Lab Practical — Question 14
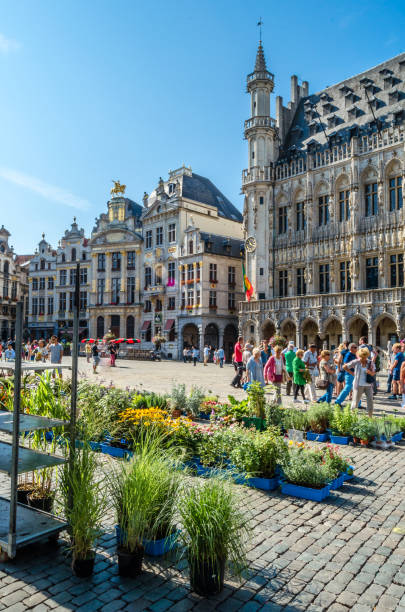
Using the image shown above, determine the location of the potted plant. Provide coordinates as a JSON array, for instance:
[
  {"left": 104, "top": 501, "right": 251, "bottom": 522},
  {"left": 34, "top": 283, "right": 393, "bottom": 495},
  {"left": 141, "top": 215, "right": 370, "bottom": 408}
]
[
  {"left": 306, "top": 403, "right": 333, "bottom": 442},
  {"left": 185, "top": 386, "right": 205, "bottom": 418},
  {"left": 319, "top": 444, "right": 353, "bottom": 490},
  {"left": 59, "top": 444, "right": 107, "bottom": 577},
  {"left": 179, "top": 477, "right": 249, "bottom": 595},
  {"left": 351, "top": 417, "right": 376, "bottom": 446},
  {"left": 241, "top": 382, "right": 266, "bottom": 430},
  {"left": 230, "top": 428, "right": 287, "bottom": 490},
  {"left": 170, "top": 383, "right": 188, "bottom": 418},
  {"left": 284, "top": 408, "right": 308, "bottom": 442},
  {"left": 330, "top": 405, "right": 358, "bottom": 444},
  {"left": 110, "top": 445, "right": 173, "bottom": 576},
  {"left": 280, "top": 446, "right": 336, "bottom": 501}
]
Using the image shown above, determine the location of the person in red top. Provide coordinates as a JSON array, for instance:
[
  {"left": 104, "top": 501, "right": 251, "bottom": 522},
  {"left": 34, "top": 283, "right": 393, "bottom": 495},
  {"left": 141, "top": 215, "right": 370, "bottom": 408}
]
[{"left": 231, "top": 337, "right": 244, "bottom": 388}]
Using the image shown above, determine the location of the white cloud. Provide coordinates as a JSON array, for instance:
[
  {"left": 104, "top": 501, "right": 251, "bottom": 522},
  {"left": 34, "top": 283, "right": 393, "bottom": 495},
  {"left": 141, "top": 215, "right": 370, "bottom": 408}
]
[
  {"left": 0, "top": 33, "right": 20, "bottom": 54},
  {"left": 0, "top": 167, "right": 92, "bottom": 211}
]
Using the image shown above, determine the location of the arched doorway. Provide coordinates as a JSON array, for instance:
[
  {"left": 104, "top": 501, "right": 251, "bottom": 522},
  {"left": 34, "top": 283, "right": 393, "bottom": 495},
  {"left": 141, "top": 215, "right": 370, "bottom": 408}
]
[
  {"left": 281, "top": 319, "right": 296, "bottom": 342},
  {"left": 96, "top": 316, "right": 104, "bottom": 339},
  {"left": 375, "top": 316, "right": 398, "bottom": 349},
  {"left": 348, "top": 317, "right": 369, "bottom": 344},
  {"left": 261, "top": 319, "right": 276, "bottom": 342},
  {"left": 182, "top": 323, "right": 199, "bottom": 348},
  {"left": 204, "top": 323, "right": 219, "bottom": 349},
  {"left": 110, "top": 315, "right": 120, "bottom": 338},
  {"left": 302, "top": 319, "right": 321, "bottom": 350},
  {"left": 126, "top": 315, "right": 135, "bottom": 338},
  {"left": 223, "top": 323, "right": 238, "bottom": 362},
  {"left": 324, "top": 318, "right": 343, "bottom": 350}
]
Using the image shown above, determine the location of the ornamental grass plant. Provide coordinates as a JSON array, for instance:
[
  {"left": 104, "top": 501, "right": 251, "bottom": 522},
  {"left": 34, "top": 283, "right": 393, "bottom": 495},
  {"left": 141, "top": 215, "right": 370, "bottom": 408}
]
[
  {"left": 179, "top": 476, "right": 249, "bottom": 590},
  {"left": 306, "top": 403, "right": 333, "bottom": 433}
]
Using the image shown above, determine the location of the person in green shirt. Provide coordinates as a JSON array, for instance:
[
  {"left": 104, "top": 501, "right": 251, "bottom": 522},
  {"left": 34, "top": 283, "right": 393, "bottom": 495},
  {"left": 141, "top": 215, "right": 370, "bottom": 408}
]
[
  {"left": 284, "top": 341, "right": 297, "bottom": 395},
  {"left": 293, "top": 349, "right": 308, "bottom": 402}
]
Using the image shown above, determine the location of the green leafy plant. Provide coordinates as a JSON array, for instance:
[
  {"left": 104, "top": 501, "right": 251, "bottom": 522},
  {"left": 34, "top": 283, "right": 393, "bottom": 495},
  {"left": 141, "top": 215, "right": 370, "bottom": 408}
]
[
  {"left": 230, "top": 428, "right": 287, "bottom": 478},
  {"left": 264, "top": 402, "right": 285, "bottom": 428},
  {"left": 170, "top": 383, "right": 188, "bottom": 413},
  {"left": 351, "top": 416, "right": 376, "bottom": 441},
  {"left": 186, "top": 387, "right": 206, "bottom": 417},
  {"left": 284, "top": 408, "right": 309, "bottom": 432},
  {"left": 331, "top": 404, "right": 358, "bottom": 436},
  {"left": 179, "top": 477, "right": 249, "bottom": 587},
  {"left": 306, "top": 403, "right": 333, "bottom": 433},
  {"left": 247, "top": 382, "right": 265, "bottom": 419},
  {"left": 282, "top": 447, "right": 335, "bottom": 488}
]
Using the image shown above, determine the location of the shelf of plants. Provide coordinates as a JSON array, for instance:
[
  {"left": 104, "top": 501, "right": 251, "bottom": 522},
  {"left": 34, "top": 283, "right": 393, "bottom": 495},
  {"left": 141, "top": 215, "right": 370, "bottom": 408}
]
[
  {"left": 0, "top": 440, "right": 66, "bottom": 475},
  {"left": 0, "top": 289, "right": 78, "bottom": 559},
  {"left": 0, "top": 410, "right": 69, "bottom": 433}
]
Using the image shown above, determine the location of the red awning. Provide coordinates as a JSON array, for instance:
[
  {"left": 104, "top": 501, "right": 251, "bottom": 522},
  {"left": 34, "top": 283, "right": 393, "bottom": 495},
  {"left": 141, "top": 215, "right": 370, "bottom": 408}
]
[
  {"left": 164, "top": 319, "right": 175, "bottom": 331},
  {"left": 141, "top": 321, "right": 151, "bottom": 332}
]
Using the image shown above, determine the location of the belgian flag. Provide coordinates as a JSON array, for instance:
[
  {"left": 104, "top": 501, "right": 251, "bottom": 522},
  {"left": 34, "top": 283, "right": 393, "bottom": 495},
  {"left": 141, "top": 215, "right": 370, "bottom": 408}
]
[{"left": 242, "top": 262, "right": 254, "bottom": 302}]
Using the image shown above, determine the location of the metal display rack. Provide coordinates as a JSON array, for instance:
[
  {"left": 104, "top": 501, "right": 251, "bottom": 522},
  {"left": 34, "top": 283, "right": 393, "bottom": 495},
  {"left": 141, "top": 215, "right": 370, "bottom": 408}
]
[{"left": 0, "top": 264, "right": 80, "bottom": 558}]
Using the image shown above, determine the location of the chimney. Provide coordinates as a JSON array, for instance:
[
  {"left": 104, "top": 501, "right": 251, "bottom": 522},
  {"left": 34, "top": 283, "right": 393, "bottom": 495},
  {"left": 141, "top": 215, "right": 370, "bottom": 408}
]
[
  {"left": 276, "top": 96, "right": 284, "bottom": 141},
  {"left": 290, "top": 75, "right": 298, "bottom": 105},
  {"left": 302, "top": 80, "right": 309, "bottom": 97}
]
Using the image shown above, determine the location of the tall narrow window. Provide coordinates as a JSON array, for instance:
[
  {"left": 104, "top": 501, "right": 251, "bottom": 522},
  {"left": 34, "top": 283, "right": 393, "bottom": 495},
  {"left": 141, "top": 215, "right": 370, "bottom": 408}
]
[
  {"left": 127, "top": 277, "right": 135, "bottom": 303},
  {"left": 112, "top": 278, "right": 120, "bottom": 303},
  {"left": 97, "top": 316, "right": 104, "bottom": 338},
  {"left": 80, "top": 268, "right": 87, "bottom": 285},
  {"left": 69, "top": 269, "right": 76, "bottom": 286},
  {"left": 228, "top": 266, "right": 235, "bottom": 285},
  {"left": 145, "top": 230, "right": 152, "bottom": 249},
  {"left": 127, "top": 251, "right": 136, "bottom": 269},
  {"left": 168, "top": 223, "right": 176, "bottom": 242},
  {"left": 71, "top": 248, "right": 76, "bottom": 261},
  {"left": 47, "top": 297, "right": 53, "bottom": 315},
  {"left": 48, "top": 277, "right": 54, "bottom": 290},
  {"left": 32, "top": 297, "right": 38, "bottom": 315},
  {"left": 144, "top": 267, "right": 152, "bottom": 289},
  {"left": 296, "top": 202, "right": 305, "bottom": 231},
  {"left": 319, "top": 264, "right": 330, "bottom": 293},
  {"left": 97, "top": 279, "right": 104, "bottom": 305},
  {"left": 39, "top": 277, "right": 45, "bottom": 290},
  {"left": 389, "top": 177, "right": 402, "bottom": 211},
  {"left": 59, "top": 293, "right": 66, "bottom": 312},
  {"left": 79, "top": 291, "right": 87, "bottom": 310},
  {"left": 209, "top": 264, "right": 217, "bottom": 282},
  {"left": 156, "top": 226, "right": 163, "bottom": 246},
  {"left": 339, "top": 190, "right": 350, "bottom": 221},
  {"left": 228, "top": 293, "right": 235, "bottom": 310},
  {"left": 296, "top": 268, "right": 306, "bottom": 295},
  {"left": 339, "top": 261, "right": 351, "bottom": 292},
  {"left": 390, "top": 254, "right": 403, "bottom": 287},
  {"left": 365, "top": 183, "right": 378, "bottom": 216},
  {"left": 365, "top": 257, "right": 378, "bottom": 289},
  {"left": 318, "top": 195, "right": 329, "bottom": 226},
  {"left": 97, "top": 253, "right": 105, "bottom": 271},
  {"left": 39, "top": 297, "right": 45, "bottom": 314},
  {"left": 155, "top": 266, "right": 162, "bottom": 285},
  {"left": 278, "top": 206, "right": 288, "bottom": 234},
  {"left": 59, "top": 270, "right": 66, "bottom": 286},
  {"left": 278, "top": 270, "right": 288, "bottom": 297},
  {"left": 209, "top": 291, "right": 217, "bottom": 307},
  {"left": 111, "top": 252, "right": 121, "bottom": 271}
]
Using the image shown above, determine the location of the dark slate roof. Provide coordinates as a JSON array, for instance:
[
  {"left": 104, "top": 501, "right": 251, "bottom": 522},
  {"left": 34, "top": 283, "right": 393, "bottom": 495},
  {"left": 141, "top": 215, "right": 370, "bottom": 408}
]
[
  {"left": 255, "top": 42, "right": 267, "bottom": 72},
  {"left": 181, "top": 173, "right": 243, "bottom": 222},
  {"left": 126, "top": 198, "right": 143, "bottom": 219},
  {"left": 199, "top": 232, "right": 243, "bottom": 258},
  {"left": 281, "top": 52, "right": 405, "bottom": 157}
]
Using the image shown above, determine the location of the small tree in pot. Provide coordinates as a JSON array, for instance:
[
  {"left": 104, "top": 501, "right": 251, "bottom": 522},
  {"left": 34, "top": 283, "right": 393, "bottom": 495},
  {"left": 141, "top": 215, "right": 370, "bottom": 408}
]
[
  {"left": 60, "top": 443, "right": 107, "bottom": 577},
  {"left": 179, "top": 477, "right": 249, "bottom": 596}
]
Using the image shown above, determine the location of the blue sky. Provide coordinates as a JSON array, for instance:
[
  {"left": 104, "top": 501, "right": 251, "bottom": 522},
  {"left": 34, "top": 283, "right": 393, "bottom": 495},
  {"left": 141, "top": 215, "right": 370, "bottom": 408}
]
[{"left": 0, "top": 0, "right": 404, "bottom": 253}]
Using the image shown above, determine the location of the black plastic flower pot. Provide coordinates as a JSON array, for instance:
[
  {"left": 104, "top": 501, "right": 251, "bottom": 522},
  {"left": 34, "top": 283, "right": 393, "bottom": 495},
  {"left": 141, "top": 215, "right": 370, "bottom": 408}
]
[
  {"left": 27, "top": 493, "right": 54, "bottom": 513},
  {"left": 17, "top": 486, "right": 35, "bottom": 505},
  {"left": 117, "top": 545, "right": 144, "bottom": 577},
  {"left": 72, "top": 553, "right": 95, "bottom": 578},
  {"left": 189, "top": 556, "right": 225, "bottom": 596}
]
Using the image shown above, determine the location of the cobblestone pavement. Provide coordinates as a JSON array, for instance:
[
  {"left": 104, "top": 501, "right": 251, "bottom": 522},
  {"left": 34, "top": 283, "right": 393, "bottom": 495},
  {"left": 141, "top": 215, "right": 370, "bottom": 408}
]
[{"left": 1, "top": 440, "right": 405, "bottom": 611}]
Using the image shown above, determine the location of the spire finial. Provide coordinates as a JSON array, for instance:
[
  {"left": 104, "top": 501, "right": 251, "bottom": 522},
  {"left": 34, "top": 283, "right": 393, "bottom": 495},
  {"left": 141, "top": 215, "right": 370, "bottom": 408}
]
[
  {"left": 42, "top": 232, "right": 45, "bottom": 240},
  {"left": 73, "top": 216, "right": 76, "bottom": 223},
  {"left": 257, "top": 17, "right": 263, "bottom": 43}
]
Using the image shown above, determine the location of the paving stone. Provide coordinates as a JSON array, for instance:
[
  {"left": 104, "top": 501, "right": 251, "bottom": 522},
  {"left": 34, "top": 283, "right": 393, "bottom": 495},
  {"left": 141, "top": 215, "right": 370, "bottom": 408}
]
[{"left": 101, "top": 602, "right": 126, "bottom": 612}]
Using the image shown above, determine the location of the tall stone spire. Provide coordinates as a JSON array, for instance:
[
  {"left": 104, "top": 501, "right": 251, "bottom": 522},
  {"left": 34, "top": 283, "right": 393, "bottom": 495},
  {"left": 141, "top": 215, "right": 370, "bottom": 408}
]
[{"left": 254, "top": 41, "right": 267, "bottom": 73}]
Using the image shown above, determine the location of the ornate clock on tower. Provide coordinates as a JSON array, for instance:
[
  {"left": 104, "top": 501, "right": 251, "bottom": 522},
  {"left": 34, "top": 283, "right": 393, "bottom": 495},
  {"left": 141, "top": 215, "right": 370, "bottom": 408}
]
[{"left": 245, "top": 236, "right": 257, "bottom": 253}]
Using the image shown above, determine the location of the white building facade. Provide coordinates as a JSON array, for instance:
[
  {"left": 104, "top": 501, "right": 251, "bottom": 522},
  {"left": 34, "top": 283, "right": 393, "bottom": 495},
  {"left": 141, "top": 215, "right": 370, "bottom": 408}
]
[{"left": 240, "top": 45, "right": 405, "bottom": 350}]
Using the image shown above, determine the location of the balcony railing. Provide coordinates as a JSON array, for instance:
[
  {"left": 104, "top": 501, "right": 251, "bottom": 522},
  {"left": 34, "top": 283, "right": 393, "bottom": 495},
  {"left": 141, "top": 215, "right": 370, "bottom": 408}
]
[
  {"left": 244, "top": 116, "right": 276, "bottom": 131},
  {"left": 239, "top": 287, "right": 404, "bottom": 315}
]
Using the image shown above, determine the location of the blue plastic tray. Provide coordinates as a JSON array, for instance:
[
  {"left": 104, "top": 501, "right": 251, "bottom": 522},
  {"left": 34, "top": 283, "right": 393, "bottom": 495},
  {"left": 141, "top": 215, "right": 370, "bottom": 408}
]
[
  {"left": 280, "top": 481, "right": 330, "bottom": 501},
  {"left": 306, "top": 431, "right": 329, "bottom": 442},
  {"left": 330, "top": 435, "right": 351, "bottom": 445}
]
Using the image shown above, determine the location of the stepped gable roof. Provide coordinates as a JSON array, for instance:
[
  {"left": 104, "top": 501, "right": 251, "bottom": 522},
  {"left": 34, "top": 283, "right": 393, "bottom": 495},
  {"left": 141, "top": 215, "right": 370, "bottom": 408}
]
[
  {"left": 282, "top": 52, "right": 405, "bottom": 156},
  {"left": 199, "top": 232, "right": 243, "bottom": 258},
  {"left": 181, "top": 173, "right": 242, "bottom": 222}
]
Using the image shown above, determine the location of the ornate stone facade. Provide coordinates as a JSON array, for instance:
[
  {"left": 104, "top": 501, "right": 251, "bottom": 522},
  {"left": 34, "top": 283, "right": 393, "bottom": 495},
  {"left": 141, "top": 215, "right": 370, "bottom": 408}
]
[
  {"left": 0, "top": 226, "right": 30, "bottom": 340},
  {"left": 240, "top": 45, "right": 405, "bottom": 351}
]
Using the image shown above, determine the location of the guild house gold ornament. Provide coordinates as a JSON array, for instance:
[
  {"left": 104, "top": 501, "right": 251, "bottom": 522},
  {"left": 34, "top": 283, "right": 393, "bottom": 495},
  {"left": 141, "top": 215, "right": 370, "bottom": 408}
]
[{"left": 110, "top": 180, "right": 126, "bottom": 197}]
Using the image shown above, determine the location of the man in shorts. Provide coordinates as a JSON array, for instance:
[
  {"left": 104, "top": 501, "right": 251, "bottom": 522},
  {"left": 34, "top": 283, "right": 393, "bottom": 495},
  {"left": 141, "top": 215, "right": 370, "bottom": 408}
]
[{"left": 49, "top": 336, "right": 63, "bottom": 377}]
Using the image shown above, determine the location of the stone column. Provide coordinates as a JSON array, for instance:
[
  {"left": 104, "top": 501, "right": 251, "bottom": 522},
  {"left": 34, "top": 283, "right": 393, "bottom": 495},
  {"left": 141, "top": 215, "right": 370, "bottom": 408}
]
[
  {"left": 296, "top": 323, "right": 303, "bottom": 349},
  {"left": 105, "top": 252, "right": 111, "bottom": 303},
  {"left": 218, "top": 327, "right": 224, "bottom": 350}
]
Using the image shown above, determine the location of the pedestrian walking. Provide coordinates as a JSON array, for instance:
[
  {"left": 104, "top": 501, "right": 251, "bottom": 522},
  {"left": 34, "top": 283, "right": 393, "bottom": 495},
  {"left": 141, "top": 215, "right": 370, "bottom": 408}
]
[
  {"left": 348, "top": 347, "right": 375, "bottom": 416},
  {"left": 303, "top": 344, "right": 318, "bottom": 402},
  {"left": 217, "top": 346, "right": 225, "bottom": 368},
  {"left": 388, "top": 343, "right": 404, "bottom": 400},
  {"left": 203, "top": 345, "right": 209, "bottom": 366},
  {"left": 192, "top": 345, "right": 199, "bottom": 366},
  {"left": 292, "top": 349, "right": 307, "bottom": 402},
  {"left": 335, "top": 343, "right": 358, "bottom": 406},
  {"left": 49, "top": 336, "right": 63, "bottom": 377},
  {"left": 317, "top": 350, "right": 336, "bottom": 404},
  {"left": 183, "top": 347, "right": 188, "bottom": 364},
  {"left": 92, "top": 343, "right": 100, "bottom": 373},
  {"left": 246, "top": 348, "right": 265, "bottom": 387},
  {"left": 400, "top": 359, "right": 405, "bottom": 410},
  {"left": 85, "top": 341, "right": 92, "bottom": 363},
  {"left": 264, "top": 345, "right": 285, "bottom": 404},
  {"left": 109, "top": 342, "right": 117, "bottom": 367},
  {"left": 231, "top": 336, "right": 244, "bottom": 388},
  {"left": 284, "top": 341, "right": 296, "bottom": 395}
]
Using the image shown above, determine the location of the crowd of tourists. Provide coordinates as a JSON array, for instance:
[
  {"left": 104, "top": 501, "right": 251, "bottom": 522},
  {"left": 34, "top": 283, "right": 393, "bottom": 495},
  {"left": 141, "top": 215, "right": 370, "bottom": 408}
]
[
  {"left": 0, "top": 336, "right": 64, "bottom": 374},
  {"left": 229, "top": 335, "right": 405, "bottom": 417}
]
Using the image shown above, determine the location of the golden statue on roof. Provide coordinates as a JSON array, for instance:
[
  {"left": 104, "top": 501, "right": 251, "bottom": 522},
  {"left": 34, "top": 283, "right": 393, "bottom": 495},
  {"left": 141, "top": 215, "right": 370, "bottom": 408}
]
[{"left": 111, "top": 180, "right": 126, "bottom": 197}]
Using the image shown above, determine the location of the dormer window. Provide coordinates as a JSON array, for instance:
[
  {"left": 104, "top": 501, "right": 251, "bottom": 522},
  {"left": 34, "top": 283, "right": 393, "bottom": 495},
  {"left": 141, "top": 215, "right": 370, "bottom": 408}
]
[
  {"left": 389, "top": 90, "right": 401, "bottom": 104},
  {"left": 322, "top": 102, "right": 333, "bottom": 115},
  {"left": 339, "top": 85, "right": 352, "bottom": 95},
  {"left": 348, "top": 106, "right": 361, "bottom": 119},
  {"left": 168, "top": 183, "right": 175, "bottom": 194}
]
